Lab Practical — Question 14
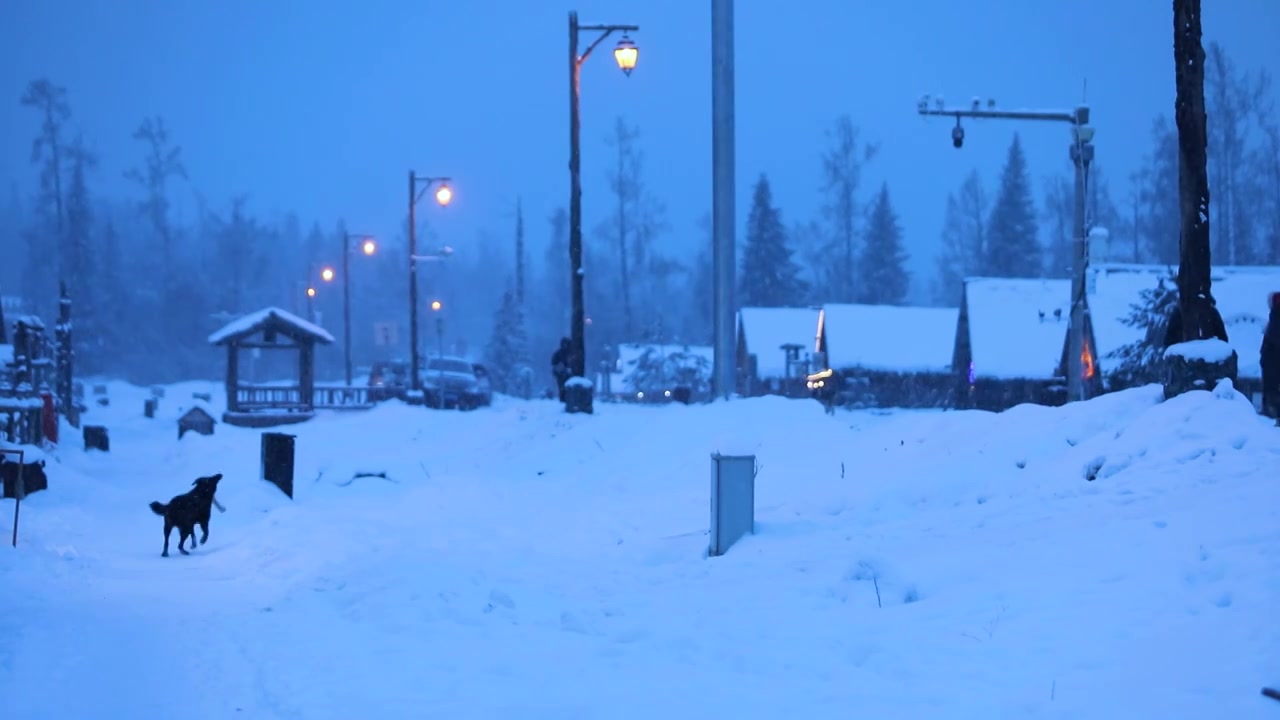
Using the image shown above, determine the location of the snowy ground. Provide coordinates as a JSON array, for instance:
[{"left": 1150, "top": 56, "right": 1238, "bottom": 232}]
[{"left": 2, "top": 380, "right": 1278, "bottom": 719}]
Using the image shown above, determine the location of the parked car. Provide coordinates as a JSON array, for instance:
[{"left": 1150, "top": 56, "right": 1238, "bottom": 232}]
[
  {"left": 422, "top": 356, "right": 489, "bottom": 410},
  {"left": 367, "top": 359, "right": 412, "bottom": 402}
]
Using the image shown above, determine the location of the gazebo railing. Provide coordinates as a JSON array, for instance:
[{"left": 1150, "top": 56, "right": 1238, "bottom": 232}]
[{"left": 233, "top": 384, "right": 373, "bottom": 411}]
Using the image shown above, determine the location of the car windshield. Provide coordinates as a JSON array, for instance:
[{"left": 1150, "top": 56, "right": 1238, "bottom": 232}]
[{"left": 427, "top": 358, "right": 474, "bottom": 374}]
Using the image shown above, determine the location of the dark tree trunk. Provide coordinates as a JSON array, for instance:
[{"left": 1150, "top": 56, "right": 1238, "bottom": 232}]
[{"left": 1171, "top": 0, "right": 1226, "bottom": 342}]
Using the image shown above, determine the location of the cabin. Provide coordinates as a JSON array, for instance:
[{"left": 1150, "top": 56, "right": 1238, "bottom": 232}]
[
  {"left": 603, "top": 343, "right": 713, "bottom": 403},
  {"left": 0, "top": 314, "right": 56, "bottom": 444},
  {"left": 1088, "top": 262, "right": 1280, "bottom": 402},
  {"left": 952, "top": 277, "right": 1101, "bottom": 411},
  {"left": 208, "top": 307, "right": 337, "bottom": 427},
  {"left": 736, "top": 307, "right": 821, "bottom": 397},
  {"left": 814, "top": 303, "right": 959, "bottom": 408}
]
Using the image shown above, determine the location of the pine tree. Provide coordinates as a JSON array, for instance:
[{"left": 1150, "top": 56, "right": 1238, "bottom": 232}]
[
  {"left": 857, "top": 183, "right": 910, "bottom": 305},
  {"left": 985, "top": 134, "right": 1042, "bottom": 277},
  {"left": 740, "top": 174, "right": 807, "bottom": 307},
  {"left": 486, "top": 287, "right": 532, "bottom": 398},
  {"left": 1106, "top": 270, "right": 1178, "bottom": 389}
]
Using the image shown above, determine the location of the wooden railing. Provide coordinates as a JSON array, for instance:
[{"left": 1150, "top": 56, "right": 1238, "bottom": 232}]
[
  {"left": 234, "top": 384, "right": 373, "bottom": 411},
  {"left": 313, "top": 385, "right": 372, "bottom": 408}
]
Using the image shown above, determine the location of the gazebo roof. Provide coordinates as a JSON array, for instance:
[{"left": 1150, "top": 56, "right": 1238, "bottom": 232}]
[{"left": 207, "top": 307, "right": 336, "bottom": 346}]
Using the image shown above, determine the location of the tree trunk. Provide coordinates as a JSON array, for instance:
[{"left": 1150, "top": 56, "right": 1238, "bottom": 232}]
[{"left": 1172, "top": 0, "right": 1226, "bottom": 342}]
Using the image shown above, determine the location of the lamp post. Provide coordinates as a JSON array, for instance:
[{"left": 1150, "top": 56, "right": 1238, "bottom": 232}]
[
  {"left": 305, "top": 286, "right": 317, "bottom": 323},
  {"left": 916, "top": 96, "right": 1095, "bottom": 403},
  {"left": 430, "top": 299, "right": 445, "bottom": 409},
  {"left": 330, "top": 230, "right": 376, "bottom": 387},
  {"left": 567, "top": 11, "right": 639, "bottom": 414},
  {"left": 408, "top": 173, "right": 454, "bottom": 398}
]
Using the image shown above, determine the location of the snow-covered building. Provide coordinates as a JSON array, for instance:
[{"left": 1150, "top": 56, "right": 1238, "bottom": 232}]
[
  {"left": 603, "top": 343, "right": 713, "bottom": 403},
  {"left": 1087, "top": 262, "right": 1280, "bottom": 399},
  {"left": 736, "top": 307, "right": 820, "bottom": 397},
  {"left": 952, "top": 277, "right": 1101, "bottom": 411},
  {"left": 814, "top": 303, "right": 959, "bottom": 408}
]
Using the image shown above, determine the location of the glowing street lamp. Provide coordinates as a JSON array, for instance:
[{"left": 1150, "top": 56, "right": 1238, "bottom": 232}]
[
  {"left": 434, "top": 184, "right": 454, "bottom": 207},
  {"left": 338, "top": 230, "right": 376, "bottom": 386},
  {"left": 430, "top": 300, "right": 442, "bottom": 312},
  {"left": 306, "top": 287, "right": 317, "bottom": 298},
  {"left": 566, "top": 11, "right": 640, "bottom": 415},
  {"left": 321, "top": 267, "right": 336, "bottom": 282},
  {"left": 613, "top": 35, "right": 638, "bottom": 75},
  {"left": 408, "top": 172, "right": 453, "bottom": 396},
  {"left": 430, "top": 300, "right": 446, "bottom": 409},
  {"left": 361, "top": 239, "right": 377, "bottom": 256}
]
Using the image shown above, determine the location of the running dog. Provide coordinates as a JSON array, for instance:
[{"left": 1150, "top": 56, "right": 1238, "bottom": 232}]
[{"left": 148, "top": 473, "right": 226, "bottom": 557}]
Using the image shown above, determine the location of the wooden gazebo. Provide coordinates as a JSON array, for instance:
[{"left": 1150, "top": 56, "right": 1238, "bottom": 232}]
[{"left": 208, "top": 307, "right": 335, "bottom": 428}]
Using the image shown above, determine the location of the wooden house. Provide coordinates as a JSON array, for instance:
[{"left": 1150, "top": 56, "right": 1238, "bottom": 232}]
[
  {"left": 952, "top": 278, "right": 1101, "bottom": 411},
  {"left": 814, "top": 303, "right": 959, "bottom": 408},
  {"left": 736, "top": 307, "right": 821, "bottom": 397}
]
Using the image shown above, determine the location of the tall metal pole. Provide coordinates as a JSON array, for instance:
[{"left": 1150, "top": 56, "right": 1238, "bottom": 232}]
[
  {"left": 567, "top": 12, "right": 587, "bottom": 385},
  {"left": 1068, "top": 130, "right": 1095, "bottom": 402},
  {"left": 711, "top": 0, "right": 737, "bottom": 401},
  {"left": 916, "top": 100, "right": 1095, "bottom": 403},
  {"left": 341, "top": 231, "right": 353, "bottom": 387},
  {"left": 408, "top": 171, "right": 421, "bottom": 395}
]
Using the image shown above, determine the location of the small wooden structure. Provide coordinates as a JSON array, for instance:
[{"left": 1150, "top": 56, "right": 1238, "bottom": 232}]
[
  {"left": 178, "top": 406, "right": 216, "bottom": 439},
  {"left": 208, "top": 307, "right": 336, "bottom": 428}
]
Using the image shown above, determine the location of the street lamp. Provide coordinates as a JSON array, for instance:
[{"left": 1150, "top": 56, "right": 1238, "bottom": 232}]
[
  {"left": 305, "top": 286, "right": 317, "bottom": 323},
  {"left": 320, "top": 267, "right": 335, "bottom": 283},
  {"left": 430, "top": 300, "right": 445, "bottom": 409},
  {"left": 408, "top": 172, "right": 453, "bottom": 399},
  {"left": 916, "top": 96, "right": 1096, "bottom": 404},
  {"left": 337, "top": 230, "right": 376, "bottom": 387},
  {"left": 567, "top": 11, "right": 640, "bottom": 415}
]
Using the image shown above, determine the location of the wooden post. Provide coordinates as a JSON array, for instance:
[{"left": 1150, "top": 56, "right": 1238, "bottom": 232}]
[{"left": 226, "top": 343, "right": 239, "bottom": 413}]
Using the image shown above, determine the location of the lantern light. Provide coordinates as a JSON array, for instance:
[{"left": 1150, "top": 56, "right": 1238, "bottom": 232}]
[
  {"left": 434, "top": 184, "right": 453, "bottom": 207},
  {"left": 613, "top": 35, "right": 638, "bottom": 75}
]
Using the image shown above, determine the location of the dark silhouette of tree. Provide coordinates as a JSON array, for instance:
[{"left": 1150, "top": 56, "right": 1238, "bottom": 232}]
[
  {"left": 857, "top": 183, "right": 910, "bottom": 305},
  {"left": 984, "top": 134, "right": 1042, "bottom": 278},
  {"left": 740, "top": 174, "right": 807, "bottom": 307}
]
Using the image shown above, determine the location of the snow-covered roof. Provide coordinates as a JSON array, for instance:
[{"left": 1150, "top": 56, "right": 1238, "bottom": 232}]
[
  {"left": 964, "top": 277, "right": 1070, "bottom": 381},
  {"left": 10, "top": 314, "right": 44, "bottom": 329},
  {"left": 1088, "top": 263, "right": 1280, "bottom": 380},
  {"left": 207, "top": 307, "right": 335, "bottom": 345},
  {"left": 737, "top": 307, "right": 820, "bottom": 379},
  {"left": 820, "top": 303, "right": 958, "bottom": 373},
  {"left": 609, "top": 343, "right": 713, "bottom": 392}
]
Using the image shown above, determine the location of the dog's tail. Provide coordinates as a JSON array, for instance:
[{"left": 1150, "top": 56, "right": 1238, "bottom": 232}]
[{"left": 149, "top": 501, "right": 167, "bottom": 516}]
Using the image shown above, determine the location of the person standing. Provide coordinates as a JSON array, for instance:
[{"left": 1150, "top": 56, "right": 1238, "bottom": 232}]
[
  {"left": 550, "top": 337, "right": 571, "bottom": 402},
  {"left": 1261, "top": 293, "right": 1280, "bottom": 420}
]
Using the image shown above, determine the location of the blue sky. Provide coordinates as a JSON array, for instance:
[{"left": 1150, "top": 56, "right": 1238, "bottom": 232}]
[{"left": 2, "top": 0, "right": 1277, "bottom": 300}]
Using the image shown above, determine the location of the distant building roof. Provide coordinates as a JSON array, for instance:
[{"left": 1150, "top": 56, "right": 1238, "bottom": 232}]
[
  {"left": 820, "top": 303, "right": 958, "bottom": 373},
  {"left": 207, "top": 307, "right": 335, "bottom": 346},
  {"left": 737, "top": 306, "right": 820, "bottom": 379},
  {"left": 963, "top": 277, "right": 1071, "bottom": 381}
]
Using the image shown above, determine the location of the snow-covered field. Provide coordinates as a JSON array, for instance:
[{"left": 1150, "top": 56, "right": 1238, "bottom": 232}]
[{"left": 2, "top": 380, "right": 1278, "bottom": 718}]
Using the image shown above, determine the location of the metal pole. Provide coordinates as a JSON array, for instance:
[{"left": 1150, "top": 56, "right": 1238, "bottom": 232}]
[
  {"left": 408, "top": 171, "right": 421, "bottom": 395},
  {"left": 342, "top": 233, "right": 353, "bottom": 387},
  {"left": 1068, "top": 128, "right": 1094, "bottom": 402},
  {"left": 568, "top": 11, "right": 587, "bottom": 387},
  {"left": 436, "top": 316, "right": 445, "bottom": 409},
  {"left": 711, "top": 0, "right": 737, "bottom": 401}
]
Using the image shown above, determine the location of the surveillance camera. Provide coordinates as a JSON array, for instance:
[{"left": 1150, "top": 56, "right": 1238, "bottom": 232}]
[{"left": 952, "top": 123, "right": 965, "bottom": 149}]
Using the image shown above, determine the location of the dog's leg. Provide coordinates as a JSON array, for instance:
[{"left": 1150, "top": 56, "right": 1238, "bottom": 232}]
[
  {"left": 178, "top": 528, "right": 191, "bottom": 555},
  {"left": 198, "top": 520, "right": 209, "bottom": 545},
  {"left": 162, "top": 521, "right": 172, "bottom": 557}
]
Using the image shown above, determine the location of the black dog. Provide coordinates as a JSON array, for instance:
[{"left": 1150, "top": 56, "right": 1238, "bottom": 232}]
[{"left": 149, "top": 473, "right": 225, "bottom": 557}]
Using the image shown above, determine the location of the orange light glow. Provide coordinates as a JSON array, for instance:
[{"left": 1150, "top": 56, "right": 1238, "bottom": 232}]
[
  {"left": 361, "top": 239, "right": 376, "bottom": 256},
  {"left": 434, "top": 184, "right": 453, "bottom": 207},
  {"left": 321, "top": 267, "right": 335, "bottom": 282},
  {"left": 613, "top": 36, "right": 638, "bottom": 75},
  {"left": 306, "top": 287, "right": 316, "bottom": 298},
  {"left": 1081, "top": 342, "right": 1096, "bottom": 380},
  {"left": 430, "top": 300, "right": 442, "bottom": 312}
]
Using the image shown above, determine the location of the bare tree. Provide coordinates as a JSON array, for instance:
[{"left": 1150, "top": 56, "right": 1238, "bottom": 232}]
[
  {"left": 20, "top": 79, "right": 71, "bottom": 234},
  {"left": 125, "top": 116, "right": 187, "bottom": 283},
  {"left": 603, "top": 117, "right": 642, "bottom": 336},
  {"left": 514, "top": 196, "right": 526, "bottom": 305},
  {"left": 819, "top": 115, "right": 878, "bottom": 302},
  {"left": 933, "top": 170, "right": 987, "bottom": 305}
]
